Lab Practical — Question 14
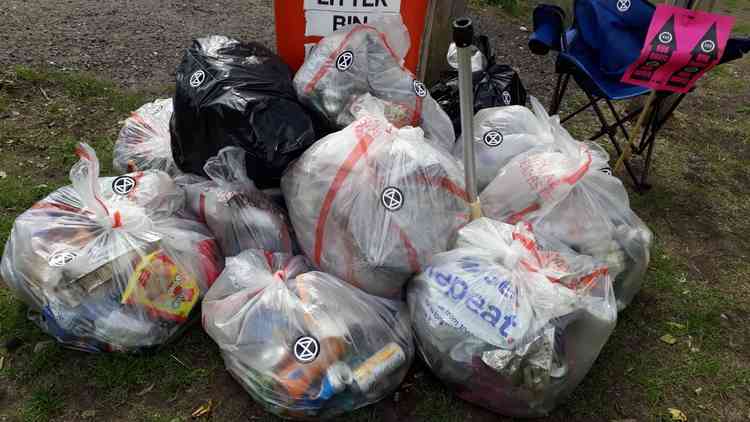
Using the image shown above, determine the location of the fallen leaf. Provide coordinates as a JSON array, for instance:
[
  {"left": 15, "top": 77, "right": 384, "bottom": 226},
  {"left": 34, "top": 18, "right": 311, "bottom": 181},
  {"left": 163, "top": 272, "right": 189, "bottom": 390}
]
[
  {"left": 33, "top": 340, "right": 54, "bottom": 354},
  {"left": 136, "top": 383, "right": 155, "bottom": 396},
  {"left": 191, "top": 400, "right": 213, "bottom": 418},
  {"left": 694, "top": 387, "right": 703, "bottom": 395},
  {"left": 0, "top": 356, "right": 4, "bottom": 370},
  {"left": 660, "top": 334, "right": 678, "bottom": 345},
  {"left": 668, "top": 408, "right": 687, "bottom": 421},
  {"left": 666, "top": 322, "right": 686, "bottom": 330},
  {"left": 81, "top": 410, "right": 96, "bottom": 419}
]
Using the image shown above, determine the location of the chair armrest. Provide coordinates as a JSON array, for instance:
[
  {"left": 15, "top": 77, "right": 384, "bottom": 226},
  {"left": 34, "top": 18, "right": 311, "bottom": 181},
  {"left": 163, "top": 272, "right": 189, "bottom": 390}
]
[{"left": 529, "top": 4, "right": 566, "bottom": 55}]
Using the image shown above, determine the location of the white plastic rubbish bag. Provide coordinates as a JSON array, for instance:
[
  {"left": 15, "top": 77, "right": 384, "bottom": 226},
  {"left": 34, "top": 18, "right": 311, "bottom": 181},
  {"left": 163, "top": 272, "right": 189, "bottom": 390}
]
[
  {"left": 183, "top": 147, "right": 294, "bottom": 257},
  {"left": 408, "top": 218, "right": 617, "bottom": 417},
  {"left": 293, "top": 15, "right": 456, "bottom": 150},
  {"left": 203, "top": 249, "right": 414, "bottom": 419},
  {"left": 480, "top": 118, "right": 652, "bottom": 310},
  {"left": 0, "top": 144, "right": 223, "bottom": 353},
  {"left": 282, "top": 104, "right": 469, "bottom": 298},
  {"left": 113, "top": 98, "right": 181, "bottom": 176},
  {"left": 454, "top": 97, "right": 554, "bottom": 191}
]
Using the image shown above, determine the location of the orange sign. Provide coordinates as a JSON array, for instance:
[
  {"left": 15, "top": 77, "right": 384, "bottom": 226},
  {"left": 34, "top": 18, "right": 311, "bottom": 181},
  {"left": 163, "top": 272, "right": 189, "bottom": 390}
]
[{"left": 274, "top": 0, "right": 430, "bottom": 73}]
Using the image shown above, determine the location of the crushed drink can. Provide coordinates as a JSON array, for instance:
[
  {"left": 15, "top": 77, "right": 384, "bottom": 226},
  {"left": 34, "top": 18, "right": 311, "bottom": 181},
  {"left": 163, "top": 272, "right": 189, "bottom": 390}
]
[{"left": 351, "top": 342, "right": 407, "bottom": 394}]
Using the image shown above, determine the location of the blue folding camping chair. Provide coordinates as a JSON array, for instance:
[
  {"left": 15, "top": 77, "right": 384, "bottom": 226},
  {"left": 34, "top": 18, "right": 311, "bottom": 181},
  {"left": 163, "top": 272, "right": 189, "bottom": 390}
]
[{"left": 530, "top": 0, "right": 750, "bottom": 190}]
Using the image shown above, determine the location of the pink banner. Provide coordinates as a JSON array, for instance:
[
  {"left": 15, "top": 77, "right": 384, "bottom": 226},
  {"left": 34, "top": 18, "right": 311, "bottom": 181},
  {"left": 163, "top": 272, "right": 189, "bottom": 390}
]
[{"left": 621, "top": 5, "right": 735, "bottom": 94}]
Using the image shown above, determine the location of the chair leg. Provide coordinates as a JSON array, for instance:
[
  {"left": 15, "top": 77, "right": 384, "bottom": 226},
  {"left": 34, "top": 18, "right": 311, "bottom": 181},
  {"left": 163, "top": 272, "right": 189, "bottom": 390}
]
[
  {"left": 603, "top": 100, "right": 634, "bottom": 148},
  {"left": 584, "top": 91, "right": 643, "bottom": 190},
  {"left": 637, "top": 98, "right": 665, "bottom": 190},
  {"left": 550, "top": 74, "right": 570, "bottom": 116}
]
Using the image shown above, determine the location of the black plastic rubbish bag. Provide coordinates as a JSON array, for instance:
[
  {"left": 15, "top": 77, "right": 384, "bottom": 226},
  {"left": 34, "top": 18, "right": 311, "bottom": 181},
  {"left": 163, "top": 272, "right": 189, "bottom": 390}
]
[
  {"left": 170, "top": 35, "right": 317, "bottom": 189},
  {"left": 0, "top": 144, "right": 223, "bottom": 353},
  {"left": 408, "top": 218, "right": 616, "bottom": 417},
  {"left": 282, "top": 99, "right": 469, "bottom": 299},
  {"left": 293, "top": 16, "right": 456, "bottom": 151},
  {"left": 114, "top": 98, "right": 181, "bottom": 176},
  {"left": 183, "top": 147, "right": 294, "bottom": 257},
  {"left": 203, "top": 250, "right": 414, "bottom": 419},
  {"left": 432, "top": 35, "right": 528, "bottom": 138}
]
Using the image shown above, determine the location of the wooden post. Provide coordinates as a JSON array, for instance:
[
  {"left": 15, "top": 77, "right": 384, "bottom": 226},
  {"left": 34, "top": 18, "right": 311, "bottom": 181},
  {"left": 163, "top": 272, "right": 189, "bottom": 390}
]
[{"left": 418, "top": 0, "right": 467, "bottom": 84}]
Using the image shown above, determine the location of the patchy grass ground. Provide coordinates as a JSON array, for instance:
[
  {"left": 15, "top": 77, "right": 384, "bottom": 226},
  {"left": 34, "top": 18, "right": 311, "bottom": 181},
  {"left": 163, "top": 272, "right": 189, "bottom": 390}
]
[{"left": 1, "top": 3, "right": 750, "bottom": 422}]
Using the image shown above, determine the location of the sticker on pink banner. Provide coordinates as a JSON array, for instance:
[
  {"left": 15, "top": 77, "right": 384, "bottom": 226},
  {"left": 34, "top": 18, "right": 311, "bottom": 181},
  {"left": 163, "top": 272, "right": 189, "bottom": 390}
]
[{"left": 621, "top": 5, "right": 735, "bottom": 93}]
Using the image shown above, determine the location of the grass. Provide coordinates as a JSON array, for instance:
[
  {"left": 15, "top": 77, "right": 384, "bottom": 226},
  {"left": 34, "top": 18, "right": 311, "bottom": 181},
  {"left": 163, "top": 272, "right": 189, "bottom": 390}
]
[{"left": 20, "top": 386, "right": 63, "bottom": 422}]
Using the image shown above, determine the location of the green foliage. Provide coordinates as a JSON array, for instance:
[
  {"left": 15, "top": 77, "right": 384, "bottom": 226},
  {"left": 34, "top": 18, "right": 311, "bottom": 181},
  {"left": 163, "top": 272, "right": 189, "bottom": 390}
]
[
  {"left": 21, "top": 386, "right": 63, "bottom": 422},
  {"left": 484, "top": 0, "right": 520, "bottom": 13}
]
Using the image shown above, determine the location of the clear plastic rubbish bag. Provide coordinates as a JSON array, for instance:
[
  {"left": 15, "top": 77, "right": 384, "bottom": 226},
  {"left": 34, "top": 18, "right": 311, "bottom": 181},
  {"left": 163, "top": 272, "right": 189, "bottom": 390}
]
[
  {"left": 282, "top": 104, "right": 469, "bottom": 298},
  {"left": 293, "top": 15, "right": 456, "bottom": 151},
  {"left": 0, "top": 144, "right": 223, "bottom": 353},
  {"left": 113, "top": 98, "right": 181, "bottom": 176},
  {"left": 454, "top": 96, "right": 554, "bottom": 191},
  {"left": 183, "top": 147, "right": 294, "bottom": 257},
  {"left": 202, "top": 249, "right": 414, "bottom": 419},
  {"left": 480, "top": 117, "right": 652, "bottom": 310},
  {"left": 408, "top": 218, "right": 617, "bottom": 417}
]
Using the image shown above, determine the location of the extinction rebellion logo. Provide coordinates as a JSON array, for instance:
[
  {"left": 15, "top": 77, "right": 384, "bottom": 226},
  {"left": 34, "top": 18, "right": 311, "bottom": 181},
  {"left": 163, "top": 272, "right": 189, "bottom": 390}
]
[
  {"left": 336, "top": 51, "right": 354, "bottom": 71},
  {"left": 294, "top": 336, "right": 320, "bottom": 363}
]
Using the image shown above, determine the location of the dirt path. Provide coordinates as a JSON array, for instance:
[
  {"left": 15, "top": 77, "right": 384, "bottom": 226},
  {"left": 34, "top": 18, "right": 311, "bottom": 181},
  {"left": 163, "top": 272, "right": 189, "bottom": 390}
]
[
  {"left": 2, "top": 0, "right": 275, "bottom": 89},
  {"left": 2, "top": 1, "right": 551, "bottom": 95}
]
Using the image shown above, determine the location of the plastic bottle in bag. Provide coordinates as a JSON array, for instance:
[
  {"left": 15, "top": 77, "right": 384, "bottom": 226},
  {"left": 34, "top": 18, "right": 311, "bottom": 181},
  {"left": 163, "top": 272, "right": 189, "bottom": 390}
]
[
  {"left": 282, "top": 99, "right": 469, "bottom": 298},
  {"left": 0, "top": 144, "right": 223, "bottom": 352},
  {"left": 408, "top": 218, "right": 617, "bottom": 417},
  {"left": 293, "top": 15, "right": 456, "bottom": 151},
  {"left": 202, "top": 249, "right": 413, "bottom": 419},
  {"left": 480, "top": 116, "right": 652, "bottom": 310},
  {"left": 113, "top": 98, "right": 181, "bottom": 176},
  {"left": 183, "top": 147, "right": 294, "bottom": 257}
]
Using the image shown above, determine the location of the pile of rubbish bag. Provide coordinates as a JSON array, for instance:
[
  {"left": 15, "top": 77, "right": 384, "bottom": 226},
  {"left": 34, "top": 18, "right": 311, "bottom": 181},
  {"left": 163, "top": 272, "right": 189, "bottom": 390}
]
[
  {"left": 0, "top": 14, "right": 655, "bottom": 421},
  {"left": 408, "top": 218, "right": 617, "bottom": 417},
  {"left": 0, "top": 144, "right": 222, "bottom": 352},
  {"left": 170, "top": 35, "right": 318, "bottom": 189},
  {"left": 282, "top": 96, "right": 468, "bottom": 298},
  {"left": 202, "top": 249, "right": 414, "bottom": 419}
]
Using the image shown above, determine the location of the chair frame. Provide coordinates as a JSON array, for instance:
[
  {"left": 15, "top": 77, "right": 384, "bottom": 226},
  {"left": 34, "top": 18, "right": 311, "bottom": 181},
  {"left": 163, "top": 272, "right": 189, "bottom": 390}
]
[
  {"left": 549, "top": 0, "right": 690, "bottom": 192},
  {"left": 550, "top": 72, "right": 687, "bottom": 191}
]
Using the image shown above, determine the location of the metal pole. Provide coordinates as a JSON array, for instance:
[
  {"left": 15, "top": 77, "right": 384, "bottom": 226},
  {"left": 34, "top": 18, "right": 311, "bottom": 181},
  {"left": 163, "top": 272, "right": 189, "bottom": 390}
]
[{"left": 453, "top": 17, "right": 482, "bottom": 221}]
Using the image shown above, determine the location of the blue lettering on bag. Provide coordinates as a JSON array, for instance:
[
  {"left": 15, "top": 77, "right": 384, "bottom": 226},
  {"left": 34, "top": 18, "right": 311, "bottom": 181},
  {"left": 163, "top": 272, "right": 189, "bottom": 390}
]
[{"left": 425, "top": 262, "right": 519, "bottom": 341}]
